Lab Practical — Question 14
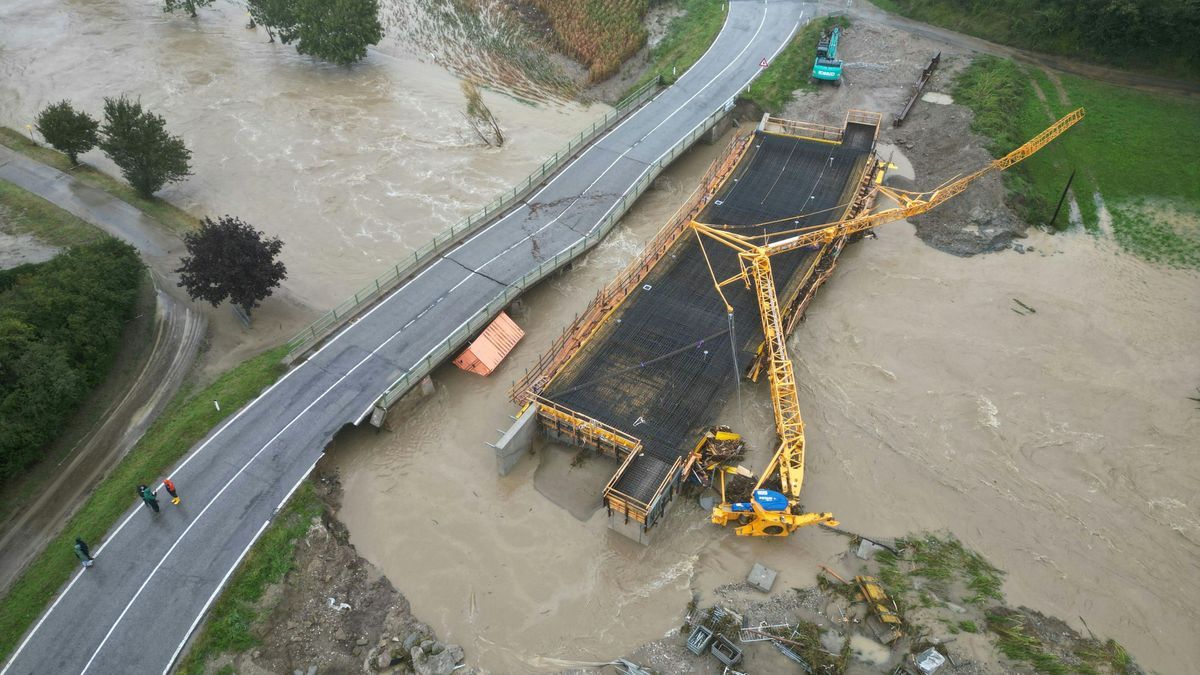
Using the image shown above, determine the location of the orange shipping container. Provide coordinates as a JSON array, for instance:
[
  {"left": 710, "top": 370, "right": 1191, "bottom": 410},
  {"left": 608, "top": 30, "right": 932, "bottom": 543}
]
[{"left": 453, "top": 311, "right": 525, "bottom": 376}]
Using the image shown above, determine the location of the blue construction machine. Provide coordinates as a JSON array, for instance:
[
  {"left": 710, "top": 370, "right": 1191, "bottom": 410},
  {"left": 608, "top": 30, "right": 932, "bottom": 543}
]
[{"left": 811, "top": 26, "right": 843, "bottom": 85}]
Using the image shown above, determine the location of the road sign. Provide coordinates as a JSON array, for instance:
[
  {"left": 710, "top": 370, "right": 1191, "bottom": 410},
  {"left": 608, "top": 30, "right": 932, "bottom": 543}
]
[{"left": 759, "top": 58, "right": 769, "bottom": 68}]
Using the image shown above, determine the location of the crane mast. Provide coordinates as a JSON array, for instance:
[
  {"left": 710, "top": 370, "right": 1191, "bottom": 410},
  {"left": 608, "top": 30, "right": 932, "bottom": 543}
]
[{"left": 700, "top": 108, "right": 1085, "bottom": 537}]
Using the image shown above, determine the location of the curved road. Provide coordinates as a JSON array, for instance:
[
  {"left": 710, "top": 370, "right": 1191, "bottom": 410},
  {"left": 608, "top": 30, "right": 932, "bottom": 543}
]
[
  {"left": 0, "top": 148, "right": 206, "bottom": 595},
  {"left": 1, "top": 2, "right": 809, "bottom": 672}
]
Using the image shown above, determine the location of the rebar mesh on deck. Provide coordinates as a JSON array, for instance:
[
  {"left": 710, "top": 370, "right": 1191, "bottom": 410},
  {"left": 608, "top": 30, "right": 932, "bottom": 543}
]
[{"left": 544, "top": 131, "right": 873, "bottom": 505}]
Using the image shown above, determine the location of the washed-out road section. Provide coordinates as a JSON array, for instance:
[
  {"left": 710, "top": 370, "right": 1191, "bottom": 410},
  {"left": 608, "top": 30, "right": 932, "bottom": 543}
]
[{"left": 1, "top": 2, "right": 808, "bottom": 672}]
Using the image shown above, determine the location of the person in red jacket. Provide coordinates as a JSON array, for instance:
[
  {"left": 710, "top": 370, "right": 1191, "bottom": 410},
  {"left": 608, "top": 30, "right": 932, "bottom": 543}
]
[{"left": 162, "top": 478, "right": 181, "bottom": 505}]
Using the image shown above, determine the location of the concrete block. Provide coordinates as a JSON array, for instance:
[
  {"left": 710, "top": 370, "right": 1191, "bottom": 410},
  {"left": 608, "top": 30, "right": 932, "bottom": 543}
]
[
  {"left": 607, "top": 510, "right": 651, "bottom": 545},
  {"left": 492, "top": 406, "right": 536, "bottom": 475},
  {"left": 747, "top": 562, "right": 777, "bottom": 593}
]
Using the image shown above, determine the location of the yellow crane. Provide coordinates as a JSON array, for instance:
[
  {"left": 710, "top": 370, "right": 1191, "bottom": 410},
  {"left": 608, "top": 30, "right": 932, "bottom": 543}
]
[{"left": 696, "top": 108, "right": 1085, "bottom": 537}]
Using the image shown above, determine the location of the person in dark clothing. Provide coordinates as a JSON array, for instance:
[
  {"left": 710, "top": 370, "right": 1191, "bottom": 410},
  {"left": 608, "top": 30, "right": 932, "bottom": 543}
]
[
  {"left": 138, "top": 484, "right": 160, "bottom": 513},
  {"left": 74, "top": 538, "right": 94, "bottom": 568}
]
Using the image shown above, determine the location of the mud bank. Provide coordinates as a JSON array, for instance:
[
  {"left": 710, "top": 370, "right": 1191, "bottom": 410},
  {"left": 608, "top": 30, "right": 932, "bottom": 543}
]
[
  {"left": 779, "top": 19, "right": 1025, "bottom": 256},
  {"left": 330, "top": 121, "right": 1198, "bottom": 675},
  {"left": 206, "top": 473, "right": 477, "bottom": 675},
  {"left": 598, "top": 534, "right": 1143, "bottom": 675}
]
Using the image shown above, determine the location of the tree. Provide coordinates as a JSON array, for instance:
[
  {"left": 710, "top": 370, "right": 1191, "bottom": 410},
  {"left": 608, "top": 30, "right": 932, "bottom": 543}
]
[
  {"left": 176, "top": 216, "right": 287, "bottom": 315},
  {"left": 461, "top": 79, "right": 504, "bottom": 147},
  {"left": 34, "top": 101, "right": 99, "bottom": 165},
  {"left": 247, "top": 0, "right": 299, "bottom": 42},
  {"left": 289, "top": 0, "right": 383, "bottom": 66},
  {"left": 163, "top": 0, "right": 213, "bottom": 18},
  {"left": 98, "top": 96, "right": 192, "bottom": 198}
]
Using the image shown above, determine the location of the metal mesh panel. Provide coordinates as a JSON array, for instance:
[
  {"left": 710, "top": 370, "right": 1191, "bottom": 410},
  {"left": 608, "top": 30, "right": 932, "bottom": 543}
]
[{"left": 545, "top": 132, "right": 872, "bottom": 503}]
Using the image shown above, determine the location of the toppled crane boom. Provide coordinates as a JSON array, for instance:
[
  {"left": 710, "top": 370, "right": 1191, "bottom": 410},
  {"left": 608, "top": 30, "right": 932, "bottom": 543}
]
[{"left": 694, "top": 107, "right": 1085, "bottom": 537}]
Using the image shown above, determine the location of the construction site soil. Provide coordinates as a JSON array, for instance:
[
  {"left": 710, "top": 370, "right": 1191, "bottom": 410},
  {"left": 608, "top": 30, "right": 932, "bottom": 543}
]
[
  {"left": 779, "top": 20, "right": 1025, "bottom": 257},
  {"left": 6, "top": 2, "right": 1194, "bottom": 673},
  {"left": 325, "top": 13, "right": 1198, "bottom": 675}
]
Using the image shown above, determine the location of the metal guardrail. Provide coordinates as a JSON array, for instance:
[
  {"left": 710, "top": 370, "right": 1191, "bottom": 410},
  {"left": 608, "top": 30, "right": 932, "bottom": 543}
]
[
  {"left": 368, "top": 98, "right": 739, "bottom": 422},
  {"left": 282, "top": 76, "right": 664, "bottom": 364}
]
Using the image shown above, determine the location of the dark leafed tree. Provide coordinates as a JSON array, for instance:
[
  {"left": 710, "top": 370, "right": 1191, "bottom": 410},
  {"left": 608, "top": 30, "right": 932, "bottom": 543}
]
[
  {"left": 34, "top": 101, "right": 99, "bottom": 165},
  {"left": 98, "top": 96, "right": 192, "bottom": 198},
  {"left": 163, "top": 0, "right": 214, "bottom": 18},
  {"left": 176, "top": 216, "right": 287, "bottom": 316},
  {"left": 290, "top": 0, "right": 384, "bottom": 66},
  {"left": 247, "top": 0, "right": 299, "bottom": 42}
]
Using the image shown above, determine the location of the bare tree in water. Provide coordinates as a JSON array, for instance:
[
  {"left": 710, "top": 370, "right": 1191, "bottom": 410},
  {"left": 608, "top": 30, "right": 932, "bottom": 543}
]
[{"left": 461, "top": 79, "right": 504, "bottom": 147}]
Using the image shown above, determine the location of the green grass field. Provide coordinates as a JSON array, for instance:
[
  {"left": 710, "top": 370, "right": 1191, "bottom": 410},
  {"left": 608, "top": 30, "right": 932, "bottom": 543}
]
[
  {"left": 0, "top": 127, "right": 199, "bottom": 235},
  {"left": 0, "top": 179, "right": 108, "bottom": 247},
  {"left": 742, "top": 16, "right": 850, "bottom": 113},
  {"left": 0, "top": 345, "right": 288, "bottom": 664},
  {"left": 622, "top": 0, "right": 728, "bottom": 98},
  {"left": 954, "top": 57, "right": 1200, "bottom": 268},
  {"left": 177, "top": 482, "right": 323, "bottom": 674},
  {"left": 865, "top": 0, "right": 1199, "bottom": 83}
]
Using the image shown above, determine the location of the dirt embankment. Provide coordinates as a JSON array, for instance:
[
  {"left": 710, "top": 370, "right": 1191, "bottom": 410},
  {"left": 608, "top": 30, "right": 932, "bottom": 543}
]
[
  {"left": 209, "top": 474, "right": 476, "bottom": 675},
  {"left": 589, "top": 535, "right": 1142, "bottom": 675},
  {"left": 780, "top": 19, "right": 1026, "bottom": 256}
]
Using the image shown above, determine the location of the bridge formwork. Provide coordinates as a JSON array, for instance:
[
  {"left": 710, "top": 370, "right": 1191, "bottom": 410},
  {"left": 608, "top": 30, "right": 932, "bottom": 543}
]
[{"left": 504, "top": 111, "right": 884, "bottom": 542}]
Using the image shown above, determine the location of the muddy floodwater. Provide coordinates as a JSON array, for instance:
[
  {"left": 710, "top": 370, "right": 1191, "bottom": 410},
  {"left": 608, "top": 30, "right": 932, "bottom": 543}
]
[
  {"left": 331, "top": 139, "right": 1200, "bottom": 672},
  {"left": 0, "top": 0, "right": 606, "bottom": 309},
  {"left": 5, "top": 2, "right": 1198, "bottom": 672}
]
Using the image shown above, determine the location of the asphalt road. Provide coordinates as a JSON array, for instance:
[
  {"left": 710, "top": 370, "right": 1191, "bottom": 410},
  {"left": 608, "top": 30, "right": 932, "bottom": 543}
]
[
  {"left": 0, "top": 148, "right": 206, "bottom": 595},
  {"left": 0, "top": 2, "right": 810, "bottom": 672}
]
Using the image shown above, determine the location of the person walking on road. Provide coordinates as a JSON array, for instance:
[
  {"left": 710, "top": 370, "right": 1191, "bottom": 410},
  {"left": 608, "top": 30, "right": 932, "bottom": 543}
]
[
  {"left": 74, "top": 537, "right": 94, "bottom": 568},
  {"left": 162, "top": 477, "right": 181, "bottom": 505},
  {"left": 138, "top": 484, "right": 159, "bottom": 513}
]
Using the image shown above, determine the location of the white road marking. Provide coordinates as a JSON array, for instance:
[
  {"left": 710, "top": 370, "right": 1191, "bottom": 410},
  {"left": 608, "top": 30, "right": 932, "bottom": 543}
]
[
  {"left": 2, "top": 4, "right": 808, "bottom": 673},
  {"left": 78, "top": 311, "right": 444, "bottom": 672},
  {"left": 354, "top": 3, "right": 805, "bottom": 426},
  {"left": 159, "top": 519, "right": 268, "bottom": 675},
  {"left": 159, "top": 454, "right": 321, "bottom": 675}
]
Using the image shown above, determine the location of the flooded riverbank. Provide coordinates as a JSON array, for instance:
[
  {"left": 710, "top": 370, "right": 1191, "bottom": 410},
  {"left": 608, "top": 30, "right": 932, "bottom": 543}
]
[
  {"left": 0, "top": 0, "right": 607, "bottom": 311},
  {"left": 329, "top": 136, "right": 1199, "bottom": 672}
]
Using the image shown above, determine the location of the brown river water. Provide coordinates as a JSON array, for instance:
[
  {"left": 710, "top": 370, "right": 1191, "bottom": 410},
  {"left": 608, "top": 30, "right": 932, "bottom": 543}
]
[
  {"left": 0, "top": 0, "right": 605, "bottom": 309},
  {"left": 4, "top": 2, "right": 1198, "bottom": 673},
  {"left": 330, "top": 138, "right": 1200, "bottom": 672}
]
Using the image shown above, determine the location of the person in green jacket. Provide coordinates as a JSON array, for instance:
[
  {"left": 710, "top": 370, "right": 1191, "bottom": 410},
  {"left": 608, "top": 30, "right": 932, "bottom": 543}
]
[
  {"left": 74, "top": 537, "right": 94, "bottom": 568},
  {"left": 138, "top": 484, "right": 160, "bottom": 513}
]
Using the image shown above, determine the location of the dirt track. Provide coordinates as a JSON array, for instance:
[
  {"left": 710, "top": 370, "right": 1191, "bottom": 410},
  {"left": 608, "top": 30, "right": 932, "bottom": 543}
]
[
  {"left": 0, "top": 149, "right": 207, "bottom": 593},
  {"left": 829, "top": 0, "right": 1199, "bottom": 98}
]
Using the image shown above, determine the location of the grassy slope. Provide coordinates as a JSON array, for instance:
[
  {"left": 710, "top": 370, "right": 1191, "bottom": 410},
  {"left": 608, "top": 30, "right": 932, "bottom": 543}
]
[
  {"left": 531, "top": 0, "right": 650, "bottom": 81},
  {"left": 0, "top": 127, "right": 199, "bottom": 235},
  {"left": 622, "top": 0, "right": 728, "bottom": 98},
  {"left": 743, "top": 16, "right": 850, "bottom": 113},
  {"left": 865, "top": 0, "right": 1199, "bottom": 83},
  {"left": 0, "top": 179, "right": 107, "bottom": 247},
  {"left": 0, "top": 345, "right": 288, "bottom": 663},
  {"left": 177, "top": 482, "right": 323, "bottom": 675},
  {"left": 954, "top": 56, "right": 1200, "bottom": 268}
]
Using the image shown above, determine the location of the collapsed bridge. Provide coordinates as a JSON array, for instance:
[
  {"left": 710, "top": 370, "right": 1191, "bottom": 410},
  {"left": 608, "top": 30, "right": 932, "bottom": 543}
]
[{"left": 502, "top": 111, "right": 884, "bottom": 542}]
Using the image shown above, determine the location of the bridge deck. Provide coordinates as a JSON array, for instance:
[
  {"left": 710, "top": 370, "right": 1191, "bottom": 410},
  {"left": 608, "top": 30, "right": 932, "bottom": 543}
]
[
  {"left": 0, "top": 3, "right": 812, "bottom": 673},
  {"left": 542, "top": 127, "right": 876, "bottom": 515}
]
